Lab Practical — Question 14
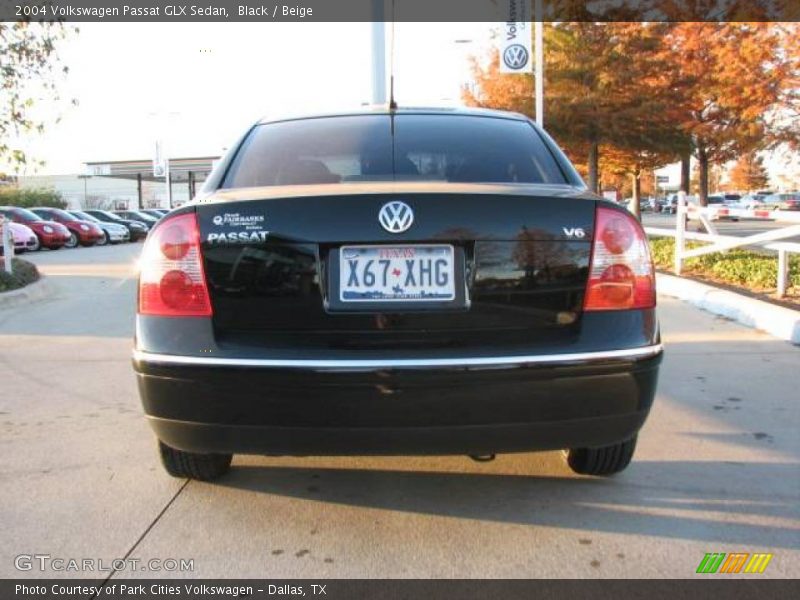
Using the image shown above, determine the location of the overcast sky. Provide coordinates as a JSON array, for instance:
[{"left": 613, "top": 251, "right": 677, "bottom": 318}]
[{"left": 12, "top": 22, "right": 494, "bottom": 175}]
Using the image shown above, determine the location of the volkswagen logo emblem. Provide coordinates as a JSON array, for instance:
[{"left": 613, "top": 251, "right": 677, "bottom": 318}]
[
  {"left": 503, "top": 44, "right": 529, "bottom": 70},
  {"left": 378, "top": 201, "right": 414, "bottom": 233}
]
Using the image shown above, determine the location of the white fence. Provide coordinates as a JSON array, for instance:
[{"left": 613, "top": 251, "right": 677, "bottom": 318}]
[
  {"left": 645, "top": 192, "right": 800, "bottom": 297},
  {"left": 0, "top": 216, "right": 14, "bottom": 274}
]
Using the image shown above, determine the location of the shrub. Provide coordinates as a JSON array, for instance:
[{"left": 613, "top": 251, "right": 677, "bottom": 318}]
[
  {"left": 0, "top": 258, "right": 40, "bottom": 293},
  {"left": 648, "top": 237, "right": 800, "bottom": 290},
  {"left": 0, "top": 187, "right": 67, "bottom": 209}
]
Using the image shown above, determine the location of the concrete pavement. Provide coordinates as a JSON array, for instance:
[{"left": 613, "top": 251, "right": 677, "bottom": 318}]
[{"left": 1, "top": 243, "right": 798, "bottom": 579}]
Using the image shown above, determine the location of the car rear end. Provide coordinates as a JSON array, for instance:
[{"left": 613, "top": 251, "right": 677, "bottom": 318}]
[
  {"left": 778, "top": 194, "right": 800, "bottom": 211},
  {"left": 133, "top": 111, "right": 661, "bottom": 478}
]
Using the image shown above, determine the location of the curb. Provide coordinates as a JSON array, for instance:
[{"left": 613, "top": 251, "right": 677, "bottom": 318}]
[
  {"left": 656, "top": 273, "right": 800, "bottom": 345},
  {"left": 0, "top": 276, "right": 56, "bottom": 310}
]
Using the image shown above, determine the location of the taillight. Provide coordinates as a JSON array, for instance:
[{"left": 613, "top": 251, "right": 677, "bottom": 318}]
[
  {"left": 584, "top": 206, "right": 655, "bottom": 311},
  {"left": 138, "top": 212, "right": 212, "bottom": 317}
]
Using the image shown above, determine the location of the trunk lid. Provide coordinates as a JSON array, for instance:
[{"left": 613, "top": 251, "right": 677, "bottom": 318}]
[{"left": 196, "top": 183, "right": 596, "bottom": 353}]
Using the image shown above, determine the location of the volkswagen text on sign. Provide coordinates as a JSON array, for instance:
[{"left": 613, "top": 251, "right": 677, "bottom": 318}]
[{"left": 500, "top": 0, "right": 532, "bottom": 74}]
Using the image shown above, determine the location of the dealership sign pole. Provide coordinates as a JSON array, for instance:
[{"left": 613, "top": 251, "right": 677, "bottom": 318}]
[
  {"left": 499, "top": 1, "right": 538, "bottom": 122},
  {"left": 534, "top": 0, "right": 544, "bottom": 126},
  {"left": 153, "top": 140, "right": 171, "bottom": 210}
]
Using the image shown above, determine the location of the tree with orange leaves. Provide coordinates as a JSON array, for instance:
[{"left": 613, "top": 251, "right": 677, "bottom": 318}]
[
  {"left": 665, "top": 23, "right": 794, "bottom": 205},
  {"left": 728, "top": 152, "right": 770, "bottom": 192},
  {"left": 465, "top": 22, "right": 684, "bottom": 194}
]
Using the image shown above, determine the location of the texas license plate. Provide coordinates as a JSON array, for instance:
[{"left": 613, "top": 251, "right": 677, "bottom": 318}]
[{"left": 339, "top": 245, "right": 455, "bottom": 302}]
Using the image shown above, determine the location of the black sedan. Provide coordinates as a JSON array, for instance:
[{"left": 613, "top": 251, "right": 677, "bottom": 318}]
[
  {"left": 115, "top": 210, "right": 159, "bottom": 228},
  {"left": 83, "top": 209, "right": 149, "bottom": 241},
  {"left": 133, "top": 108, "right": 661, "bottom": 481},
  {"left": 140, "top": 209, "right": 169, "bottom": 220}
]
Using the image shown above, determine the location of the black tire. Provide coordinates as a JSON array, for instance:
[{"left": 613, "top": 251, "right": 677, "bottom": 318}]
[
  {"left": 158, "top": 440, "right": 232, "bottom": 481},
  {"left": 30, "top": 236, "right": 41, "bottom": 252},
  {"left": 96, "top": 231, "right": 109, "bottom": 246},
  {"left": 565, "top": 436, "right": 637, "bottom": 476},
  {"left": 65, "top": 231, "right": 78, "bottom": 249}
]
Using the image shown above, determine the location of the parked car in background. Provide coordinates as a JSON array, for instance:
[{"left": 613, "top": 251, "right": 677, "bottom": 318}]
[
  {"left": 2, "top": 221, "right": 38, "bottom": 254},
  {"left": 83, "top": 209, "right": 149, "bottom": 241},
  {"left": 720, "top": 193, "right": 742, "bottom": 204},
  {"left": 737, "top": 193, "right": 769, "bottom": 209},
  {"left": 69, "top": 210, "right": 130, "bottom": 245},
  {"left": 141, "top": 209, "right": 169, "bottom": 219},
  {"left": 31, "top": 207, "right": 104, "bottom": 248},
  {"left": 114, "top": 210, "right": 159, "bottom": 228},
  {"left": 661, "top": 195, "right": 679, "bottom": 214},
  {"left": 0, "top": 206, "right": 71, "bottom": 250},
  {"left": 703, "top": 195, "right": 739, "bottom": 221},
  {"left": 764, "top": 192, "right": 800, "bottom": 211}
]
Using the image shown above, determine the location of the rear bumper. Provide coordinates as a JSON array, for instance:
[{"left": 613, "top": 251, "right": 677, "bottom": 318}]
[{"left": 134, "top": 345, "right": 662, "bottom": 456}]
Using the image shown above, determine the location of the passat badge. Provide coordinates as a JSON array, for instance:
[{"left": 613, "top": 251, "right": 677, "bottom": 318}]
[
  {"left": 379, "top": 201, "right": 414, "bottom": 233},
  {"left": 207, "top": 211, "right": 269, "bottom": 244},
  {"left": 207, "top": 231, "right": 270, "bottom": 244}
]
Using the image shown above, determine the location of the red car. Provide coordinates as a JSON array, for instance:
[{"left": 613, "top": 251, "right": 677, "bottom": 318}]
[
  {"left": 0, "top": 206, "right": 72, "bottom": 250},
  {"left": 31, "top": 207, "right": 104, "bottom": 248}
]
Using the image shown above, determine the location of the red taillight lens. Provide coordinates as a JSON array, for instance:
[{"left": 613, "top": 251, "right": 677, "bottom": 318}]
[
  {"left": 138, "top": 212, "right": 212, "bottom": 317},
  {"left": 584, "top": 206, "right": 655, "bottom": 311}
]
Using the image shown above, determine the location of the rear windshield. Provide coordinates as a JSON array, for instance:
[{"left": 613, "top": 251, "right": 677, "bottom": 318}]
[{"left": 222, "top": 115, "right": 568, "bottom": 189}]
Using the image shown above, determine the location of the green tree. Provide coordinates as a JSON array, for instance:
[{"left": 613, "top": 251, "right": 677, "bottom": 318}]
[
  {"left": 0, "top": 187, "right": 67, "bottom": 208},
  {"left": 0, "top": 22, "right": 76, "bottom": 172}
]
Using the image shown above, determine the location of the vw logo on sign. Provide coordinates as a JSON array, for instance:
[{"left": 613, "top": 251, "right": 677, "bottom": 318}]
[
  {"left": 503, "top": 44, "right": 529, "bottom": 70},
  {"left": 378, "top": 201, "right": 414, "bottom": 233}
]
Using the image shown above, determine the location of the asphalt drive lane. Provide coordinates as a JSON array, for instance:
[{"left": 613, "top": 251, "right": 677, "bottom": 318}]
[
  {"left": 642, "top": 212, "right": 800, "bottom": 242},
  {"left": 1, "top": 243, "right": 798, "bottom": 579}
]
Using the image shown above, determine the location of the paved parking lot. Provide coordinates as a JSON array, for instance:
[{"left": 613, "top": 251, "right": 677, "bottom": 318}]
[{"left": 1, "top": 243, "right": 798, "bottom": 579}]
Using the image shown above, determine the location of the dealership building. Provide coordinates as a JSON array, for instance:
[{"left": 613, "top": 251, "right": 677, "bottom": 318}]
[{"left": 17, "top": 156, "right": 218, "bottom": 210}]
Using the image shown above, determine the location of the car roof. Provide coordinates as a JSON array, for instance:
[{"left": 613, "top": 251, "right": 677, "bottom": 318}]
[{"left": 258, "top": 105, "right": 531, "bottom": 126}]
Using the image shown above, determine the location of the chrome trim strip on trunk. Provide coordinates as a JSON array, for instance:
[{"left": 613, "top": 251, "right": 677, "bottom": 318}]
[{"left": 133, "top": 344, "right": 663, "bottom": 372}]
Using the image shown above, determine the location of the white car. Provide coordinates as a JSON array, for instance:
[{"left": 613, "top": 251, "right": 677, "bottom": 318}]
[{"left": 735, "top": 194, "right": 768, "bottom": 210}]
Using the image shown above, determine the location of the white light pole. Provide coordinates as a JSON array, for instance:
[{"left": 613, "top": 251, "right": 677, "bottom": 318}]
[
  {"left": 78, "top": 174, "right": 91, "bottom": 207},
  {"left": 149, "top": 111, "right": 179, "bottom": 210},
  {"left": 371, "top": 0, "right": 387, "bottom": 105}
]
